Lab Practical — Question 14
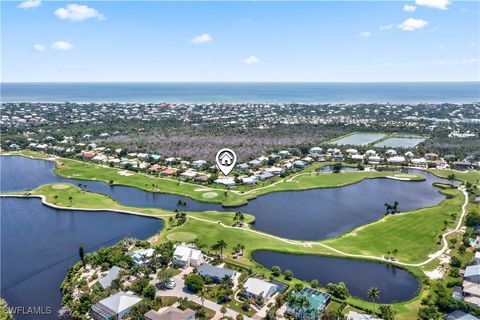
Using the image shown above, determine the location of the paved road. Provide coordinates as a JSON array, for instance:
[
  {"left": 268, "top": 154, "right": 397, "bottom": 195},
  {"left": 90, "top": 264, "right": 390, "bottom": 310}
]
[{"left": 156, "top": 271, "right": 254, "bottom": 320}]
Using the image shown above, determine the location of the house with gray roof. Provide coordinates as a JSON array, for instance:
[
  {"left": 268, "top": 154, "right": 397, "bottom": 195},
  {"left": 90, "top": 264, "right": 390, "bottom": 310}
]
[
  {"left": 465, "top": 264, "right": 480, "bottom": 283},
  {"left": 145, "top": 306, "right": 195, "bottom": 320},
  {"left": 197, "top": 263, "right": 239, "bottom": 284},
  {"left": 444, "top": 310, "right": 480, "bottom": 320},
  {"left": 97, "top": 266, "right": 123, "bottom": 289},
  {"left": 91, "top": 291, "right": 142, "bottom": 320}
]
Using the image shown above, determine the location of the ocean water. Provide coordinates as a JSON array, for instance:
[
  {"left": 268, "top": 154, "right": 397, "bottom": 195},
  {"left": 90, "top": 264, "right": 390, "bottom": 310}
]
[{"left": 1, "top": 82, "right": 479, "bottom": 104}]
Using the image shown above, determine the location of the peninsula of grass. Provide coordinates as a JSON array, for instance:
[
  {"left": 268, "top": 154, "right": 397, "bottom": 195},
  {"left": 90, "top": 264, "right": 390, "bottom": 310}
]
[{"left": 4, "top": 151, "right": 425, "bottom": 207}]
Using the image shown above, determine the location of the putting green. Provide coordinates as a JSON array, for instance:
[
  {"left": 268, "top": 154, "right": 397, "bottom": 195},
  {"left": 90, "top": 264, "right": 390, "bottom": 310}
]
[
  {"left": 51, "top": 184, "right": 71, "bottom": 190},
  {"left": 167, "top": 232, "right": 198, "bottom": 242},
  {"left": 202, "top": 192, "right": 218, "bottom": 199}
]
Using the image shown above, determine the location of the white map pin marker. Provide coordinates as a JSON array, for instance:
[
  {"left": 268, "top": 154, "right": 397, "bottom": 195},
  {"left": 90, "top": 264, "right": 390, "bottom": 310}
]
[{"left": 216, "top": 148, "right": 237, "bottom": 176}]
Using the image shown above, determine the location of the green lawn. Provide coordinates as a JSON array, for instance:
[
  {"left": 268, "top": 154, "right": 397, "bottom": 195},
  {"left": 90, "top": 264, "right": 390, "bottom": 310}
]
[
  {"left": 322, "top": 186, "right": 464, "bottom": 263},
  {"left": 24, "top": 152, "right": 422, "bottom": 206}
]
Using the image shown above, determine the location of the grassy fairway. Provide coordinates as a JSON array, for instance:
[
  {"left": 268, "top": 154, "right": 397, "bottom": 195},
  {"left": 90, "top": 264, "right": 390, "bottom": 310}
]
[
  {"left": 430, "top": 169, "right": 480, "bottom": 186},
  {"left": 4, "top": 181, "right": 464, "bottom": 316},
  {"left": 322, "top": 186, "right": 464, "bottom": 263},
  {"left": 46, "top": 154, "right": 424, "bottom": 206}
]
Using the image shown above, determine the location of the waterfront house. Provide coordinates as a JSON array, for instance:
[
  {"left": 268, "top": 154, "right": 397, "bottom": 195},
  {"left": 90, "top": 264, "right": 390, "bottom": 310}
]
[
  {"left": 180, "top": 171, "right": 197, "bottom": 180},
  {"left": 242, "top": 176, "right": 258, "bottom": 185},
  {"left": 444, "top": 310, "right": 480, "bottom": 320},
  {"left": 214, "top": 178, "right": 236, "bottom": 187},
  {"left": 194, "top": 175, "right": 209, "bottom": 184},
  {"left": 127, "top": 248, "right": 157, "bottom": 266},
  {"left": 387, "top": 156, "right": 405, "bottom": 165},
  {"left": 91, "top": 291, "right": 142, "bottom": 320},
  {"left": 293, "top": 160, "right": 307, "bottom": 169},
  {"left": 172, "top": 245, "right": 203, "bottom": 268},
  {"left": 161, "top": 168, "right": 178, "bottom": 176},
  {"left": 264, "top": 166, "right": 283, "bottom": 175},
  {"left": 285, "top": 288, "right": 331, "bottom": 320},
  {"left": 243, "top": 278, "right": 277, "bottom": 299},
  {"left": 346, "top": 311, "right": 382, "bottom": 320},
  {"left": 453, "top": 161, "right": 472, "bottom": 171},
  {"left": 197, "top": 263, "right": 240, "bottom": 284},
  {"left": 258, "top": 171, "right": 274, "bottom": 180},
  {"left": 351, "top": 154, "right": 364, "bottom": 162},
  {"left": 332, "top": 154, "right": 344, "bottom": 162},
  {"left": 368, "top": 156, "right": 383, "bottom": 164},
  {"left": 365, "top": 149, "right": 376, "bottom": 156},
  {"left": 9, "top": 143, "right": 20, "bottom": 150},
  {"left": 97, "top": 266, "right": 123, "bottom": 289},
  {"left": 411, "top": 158, "right": 427, "bottom": 168},
  {"left": 145, "top": 307, "right": 195, "bottom": 320}
]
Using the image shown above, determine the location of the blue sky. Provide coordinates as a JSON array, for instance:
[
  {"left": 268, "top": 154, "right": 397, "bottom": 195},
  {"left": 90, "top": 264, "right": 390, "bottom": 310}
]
[{"left": 1, "top": 0, "right": 479, "bottom": 82}]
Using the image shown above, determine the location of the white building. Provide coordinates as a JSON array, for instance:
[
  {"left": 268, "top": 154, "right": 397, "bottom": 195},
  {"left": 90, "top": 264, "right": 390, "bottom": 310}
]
[
  {"left": 91, "top": 291, "right": 142, "bottom": 320},
  {"left": 214, "top": 178, "right": 236, "bottom": 187},
  {"left": 127, "top": 248, "right": 157, "bottom": 266},
  {"left": 172, "top": 245, "right": 203, "bottom": 268},
  {"left": 243, "top": 278, "right": 277, "bottom": 299}
]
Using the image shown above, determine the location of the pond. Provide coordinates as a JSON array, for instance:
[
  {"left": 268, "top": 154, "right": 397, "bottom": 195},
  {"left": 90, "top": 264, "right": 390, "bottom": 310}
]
[
  {"left": 1, "top": 156, "right": 453, "bottom": 240},
  {"left": 374, "top": 136, "right": 426, "bottom": 148},
  {"left": 252, "top": 250, "right": 420, "bottom": 303},
  {"left": 0, "top": 197, "right": 163, "bottom": 320},
  {"left": 330, "top": 133, "right": 386, "bottom": 146}
]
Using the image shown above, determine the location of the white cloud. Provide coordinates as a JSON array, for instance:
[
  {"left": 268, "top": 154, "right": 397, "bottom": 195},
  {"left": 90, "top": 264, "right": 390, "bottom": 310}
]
[
  {"left": 403, "top": 4, "right": 417, "bottom": 11},
  {"left": 242, "top": 56, "right": 260, "bottom": 65},
  {"left": 33, "top": 44, "right": 46, "bottom": 52},
  {"left": 461, "top": 58, "right": 479, "bottom": 64},
  {"left": 189, "top": 33, "right": 213, "bottom": 45},
  {"left": 415, "top": 0, "right": 450, "bottom": 10},
  {"left": 398, "top": 18, "right": 428, "bottom": 31},
  {"left": 54, "top": 4, "right": 105, "bottom": 21},
  {"left": 17, "top": 0, "right": 41, "bottom": 9},
  {"left": 360, "top": 31, "right": 372, "bottom": 38},
  {"left": 380, "top": 24, "right": 394, "bottom": 30},
  {"left": 51, "top": 41, "right": 74, "bottom": 51}
]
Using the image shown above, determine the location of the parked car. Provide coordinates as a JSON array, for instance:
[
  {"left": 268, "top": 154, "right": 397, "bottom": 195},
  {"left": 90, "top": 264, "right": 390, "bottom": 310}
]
[{"left": 164, "top": 280, "right": 176, "bottom": 289}]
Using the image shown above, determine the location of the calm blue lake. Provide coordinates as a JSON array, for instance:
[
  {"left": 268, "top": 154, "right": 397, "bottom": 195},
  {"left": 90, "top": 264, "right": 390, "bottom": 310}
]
[
  {"left": 0, "top": 155, "right": 452, "bottom": 240},
  {"left": 0, "top": 198, "right": 163, "bottom": 320}
]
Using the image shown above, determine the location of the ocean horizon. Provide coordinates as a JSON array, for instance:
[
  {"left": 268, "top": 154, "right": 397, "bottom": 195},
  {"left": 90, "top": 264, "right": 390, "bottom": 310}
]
[{"left": 1, "top": 82, "right": 479, "bottom": 104}]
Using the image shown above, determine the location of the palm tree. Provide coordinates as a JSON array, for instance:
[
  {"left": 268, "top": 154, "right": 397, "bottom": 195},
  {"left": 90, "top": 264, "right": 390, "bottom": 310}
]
[
  {"left": 367, "top": 287, "right": 380, "bottom": 315},
  {"left": 238, "top": 243, "right": 245, "bottom": 255},
  {"left": 448, "top": 174, "right": 455, "bottom": 186},
  {"left": 392, "top": 248, "right": 398, "bottom": 259},
  {"left": 68, "top": 196, "right": 73, "bottom": 206},
  {"left": 386, "top": 250, "right": 391, "bottom": 259},
  {"left": 54, "top": 195, "right": 58, "bottom": 203},
  {"left": 198, "top": 289, "right": 206, "bottom": 308},
  {"left": 220, "top": 306, "right": 227, "bottom": 318},
  {"left": 214, "top": 240, "right": 228, "bottom": 258},
  {"left": 78, "top": 246, "right": 85, "bottom": 268}
]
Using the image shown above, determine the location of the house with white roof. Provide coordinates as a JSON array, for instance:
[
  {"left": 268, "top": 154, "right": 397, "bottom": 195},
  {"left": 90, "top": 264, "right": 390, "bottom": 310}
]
[
  {"left": 172, "top": 245, "right": 203, "bottom": 268},
  {"left": 91, "top": 291, "right": 142, "bottom": 320},
  {"left": 351, "top": 154, "right": 364, "bottom": 162},
  {"left": 365, "top": 150, "right": 376, "bottom": 156},
  {"left": 385, "top": 149, "right": 397, "bottom": 156},
  {"left": 127, "top": 248, "right": 157, "bottom": 266},
  {"left": 388, "top": 156, "right": 405, "bottom": 165},
  {"left": 411, "top": 158, "right": 427, "bottom": 168},
  {"left": 368, "top": 156, "right": 382, "bottom": 164},
  {"left": 309, "top": 147, "right": 323, "bottom": 154},
  {"left": 243, "top": 278, "right": 277, "bottom": 299},
  {"left": 241, "top": 176, "right": 258, "bottom": 185},
  {"left": 214, "top": 178, "right": 236, "bottom": 187}
]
